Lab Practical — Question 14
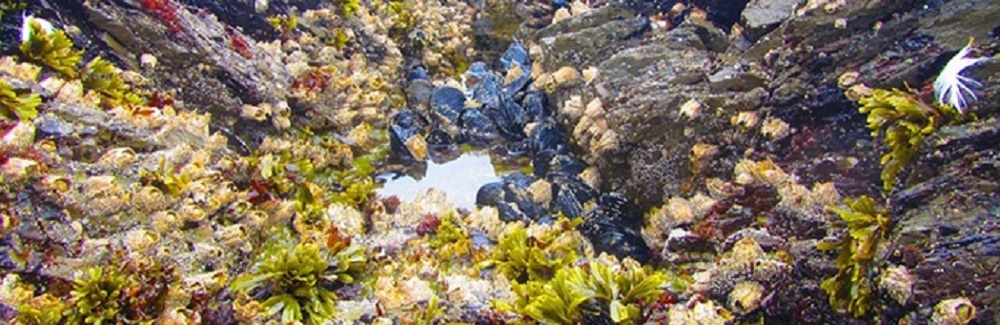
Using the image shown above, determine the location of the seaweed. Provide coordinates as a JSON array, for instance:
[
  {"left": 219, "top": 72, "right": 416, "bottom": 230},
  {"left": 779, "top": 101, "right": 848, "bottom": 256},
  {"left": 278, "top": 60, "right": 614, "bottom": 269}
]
[
  {"left": 857, "top": 88, "right": 963, "bottom": 191},
  {"left": 19, "top": 19, "right": 82, "bottom": 79},
  {"left": 817, "top": 195, "right": 891, "bottom": 318},
  {"left": 480, "top": 216, "right": 582, "bottom": 284},
  {"left": 230, "top": 227, "right": 367, "bottom": 324},
  {"left": 497, "top": 254, "right": 669, "bottom": 324},
  {"left": 81, "top": 57, "right": 144, "bottom": 108},
  {"left": 0, "top": 79, "right": 41, "bottom": 121}
]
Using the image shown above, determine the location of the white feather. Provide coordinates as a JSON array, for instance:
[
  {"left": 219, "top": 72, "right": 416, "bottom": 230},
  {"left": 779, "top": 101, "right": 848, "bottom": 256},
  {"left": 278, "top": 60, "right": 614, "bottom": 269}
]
[
  {"left": 933, "top": 39, "right": 989, "bottom": 114},
  {"left": 20, "top": 13, "right": 56, "bottom": 43}
]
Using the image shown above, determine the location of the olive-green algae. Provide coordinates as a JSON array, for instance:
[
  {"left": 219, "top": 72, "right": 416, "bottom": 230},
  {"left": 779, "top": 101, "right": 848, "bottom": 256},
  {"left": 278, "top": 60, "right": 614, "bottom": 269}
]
[
  {"left": 231, "top": 227, "right": 367, "bottom": 324},
  {"left": 817, "top": 195, "right": 892, "bottom": 318},
  {"left": 19, "top": 19, "right": 82, "bottom": 79}
]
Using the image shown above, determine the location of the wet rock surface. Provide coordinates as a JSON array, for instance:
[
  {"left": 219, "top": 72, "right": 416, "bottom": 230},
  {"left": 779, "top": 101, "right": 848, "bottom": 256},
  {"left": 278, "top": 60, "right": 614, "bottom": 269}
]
[{"left": 1, "top": 0, "right": 999, "bottom": 323}]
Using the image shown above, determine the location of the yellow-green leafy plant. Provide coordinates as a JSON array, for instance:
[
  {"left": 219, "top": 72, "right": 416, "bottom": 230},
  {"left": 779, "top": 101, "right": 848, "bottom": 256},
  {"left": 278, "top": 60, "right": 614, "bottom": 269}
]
[
  {"left": 81, "top": 57, "right": 144, "bottom": 108},
  {"left": 0, "top": 78, "right": 41, "bottom": 121},
  {"left": 428, "top": 216, "right": 473, "bottom": 260},
  {"left": 339, "top": 0, "right": 360, "bottom": 17},
  {"left": 858, "top": 88, "right": 963, "bottom": 191},
  {"left": 267, "top": 14, "right": 298, "bottom": 36},
  {"left": 480, "top": 216, "right": 582, "bottom": 283},
  {"left": 817, "top": 195, "right": 891, "bottom": 317},
  {"left": 15, "top": 293, "right": 67, "bottom": 325},
  {"left": 414, "top": 295, "right": 444, "bottom": 325},
  {"left": 62, "top": 258, "right": 174, "bottom": 324},
  {"left": 231, "top": 228, "right": 367, "bottom": 324},
  {"left": 20, "top": 19, "right": 83, "bottom": 78},
  {"left": 64, "top": 266, "right": 129, "bottom": 324},
  {"left": 498, "top": 255, "right": 669, "bottom": 324}
]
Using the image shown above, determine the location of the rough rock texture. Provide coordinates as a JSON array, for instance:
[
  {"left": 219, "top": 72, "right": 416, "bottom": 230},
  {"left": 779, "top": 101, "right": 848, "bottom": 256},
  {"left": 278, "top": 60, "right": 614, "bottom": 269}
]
[
  {"left": 883, "top": 119, "right": 1000, "bottom": 324},
  {"left": 740, "top": 0, "right": 800, "bottom": 42},
  {"left": 532, "top": 0, "right": 1000, "bottom": 322}
]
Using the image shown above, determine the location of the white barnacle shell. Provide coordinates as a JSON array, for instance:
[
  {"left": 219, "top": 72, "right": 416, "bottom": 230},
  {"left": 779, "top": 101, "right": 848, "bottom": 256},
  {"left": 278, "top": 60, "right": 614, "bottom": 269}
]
[
  {"left": 931, "top": 297, "right": 977, "bottom": 325},
  {"left": 934, "top": 38, "right": 989, "bottom": 113}
]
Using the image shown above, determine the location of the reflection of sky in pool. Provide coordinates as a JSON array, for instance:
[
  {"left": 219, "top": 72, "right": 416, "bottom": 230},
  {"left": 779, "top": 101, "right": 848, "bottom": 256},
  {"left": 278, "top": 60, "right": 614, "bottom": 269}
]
[{"left": 376, "top": 153, "right": 501, "bottom": 210}]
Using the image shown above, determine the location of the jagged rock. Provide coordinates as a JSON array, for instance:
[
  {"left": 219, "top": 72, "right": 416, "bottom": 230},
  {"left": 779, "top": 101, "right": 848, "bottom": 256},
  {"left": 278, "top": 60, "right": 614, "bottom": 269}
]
[
  {"left": 881, "top": 118, "right": 1000, "bottom": 323},
  {"left": 740, "top": 0, "right": 798, "bottom": 42}
]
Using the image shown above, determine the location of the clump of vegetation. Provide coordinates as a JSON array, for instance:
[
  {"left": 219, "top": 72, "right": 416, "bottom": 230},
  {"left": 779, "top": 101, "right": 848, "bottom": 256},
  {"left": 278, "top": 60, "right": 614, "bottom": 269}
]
[
  {"left": 497, "top": 254, "right": 669, "bottom": 324},
  {"left": 267, "top": 14, "right": 298, "bottom": 38},
  {"left": 857, "top": 88, "right": 963, "bottom": 191},
  {"left": 0, "top": 79, "right": 41, "bottom": 121},
  {"left": 15, "top": 293, "right": 68, "bottom": 325},
  {"left": 481, "top": 216, "right": 582, "bottom": 284},
  {"left": 231, "top": 227, "right": 367, "bottom": 324},
  {"left": 20, "top": 18, "right": 83, "bottom": 78},
  {"left": 139, "top": 157, "right": 191, "bottom": 196},
  {"left": 62, "top": 257, "right": 174, "bottom": 324},
  {"left": 817, "top": 195, "right": 892, "bottom": 317},
  {"left": 338, "top": 0, "right": 360, "bottom": 17},
  {"left": 81, "top": 57, "right": 144, "bottom": 108},
  {"left": 426, "top": 216, "right": 474, "bottom": 261}
]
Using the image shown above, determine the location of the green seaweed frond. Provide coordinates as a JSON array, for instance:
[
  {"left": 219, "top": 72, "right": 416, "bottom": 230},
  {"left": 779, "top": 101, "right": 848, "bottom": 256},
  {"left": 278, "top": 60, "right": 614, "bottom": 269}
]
[
  {"left": 267, "top": 14, "right": 298, "bottom": 36},
  {"left": 0, "top": 78, "right": 41, "bottom": 121},
  {"left": 82, "top": 57, "right": 144, "bottom": 108},
  {"left": 231, "top": 228, "right": 367, "bottom": 324},
  {"left": 19, "top": 20, "right": 82, "bottom": 79},
  {"left": 63, "top": 258, "right": 174, "bottom": 324},
  {"left": 139, "top": 157, "right": 191, "bottom": 196},
  {"left": 415, "top": 295, "right": 444, "bottom": 325},
  {"left": 65, "top": 267, "right": 128, "bottom": 324},
  {"left": 339, "top": 0, "right": 360, "bottom": 17},
  {"left": 498, "top": 254, "right": 669, "bottom": 324},
  {"left": 481, "top": 216, "right": 583, "bottom": 283},
  {"left": 857, "top": 88, "right": 963, "bottom": 191},
  {"left": 817, "top": 195, "right": 892, "bottom": 318},
  {"left": 16, "top": 293, "right": 67, "bottom": 325},
  {"left": 428, "top": 216, "right": 473, "bottom": 261}
]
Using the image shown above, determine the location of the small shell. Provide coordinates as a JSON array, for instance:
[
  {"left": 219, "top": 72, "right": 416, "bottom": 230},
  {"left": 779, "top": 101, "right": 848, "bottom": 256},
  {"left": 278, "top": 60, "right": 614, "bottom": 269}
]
[
  {"left": 569, "top": 0, "right": 591, "bottom": 16},
  {"left": 404, "top": 134, "right": 428, "bottom": 160},
  {"left": 838, "top": 71, "right": 860, "bottom": 89},
  {"left": 580, "top": 166, "right": 601, "bottom": 189},
  {"left": 140, "top": 54, "right": 158, "bottom": 70},
  {"left": 932, "top": 297, "right": 977, "bottom": 325},
  {"left": 528, "top": 179, "right": 552, "bottom": 205},
  {"left": 878, "top": 265, "right": 914, "bottom": 306},
  {"left": 97, "top": 147, "right": 137, "bottom": 168},
  {"left": 680, "top": 99, "right": 702, "bottom": 120},
  {"left": 761, "top": 118, "right": 790, "bottom": 140},
  {"left": 729, "top": 281, "right": 765, "bottom": 315},
  {"left": 582, "top": 66, "right": 599, "bottom": 84},
  {"left": 552, "top": 66, "right": 581, "bottom": 86},
  {"left": 731, "top": 111, "right": 759, "bottom": 129},
  {"left": 241, "top": 103, "right": 271, "bottom": 121},
  {"left": 552, "top": 8, "right": 572, "bottom": 24}
]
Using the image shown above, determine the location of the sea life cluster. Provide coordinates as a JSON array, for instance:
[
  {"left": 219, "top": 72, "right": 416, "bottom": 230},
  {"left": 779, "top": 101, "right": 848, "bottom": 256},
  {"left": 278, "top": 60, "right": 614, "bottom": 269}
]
[{"left": 0, "top": 0, "right": 996, "bottom": 323}]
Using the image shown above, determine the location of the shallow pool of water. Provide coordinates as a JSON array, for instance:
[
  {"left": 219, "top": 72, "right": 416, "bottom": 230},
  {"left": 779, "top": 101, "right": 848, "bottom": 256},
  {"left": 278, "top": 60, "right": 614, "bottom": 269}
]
[{"left": 376, "top": 152, "right": 509, "bottom": 210}]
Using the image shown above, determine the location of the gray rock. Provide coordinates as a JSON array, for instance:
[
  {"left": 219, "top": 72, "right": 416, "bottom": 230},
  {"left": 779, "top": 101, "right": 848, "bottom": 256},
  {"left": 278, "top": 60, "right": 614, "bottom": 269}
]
[
  {"left": 741, "top": 0, "right": 801, "bottom": 42},
  {"left": 884, "top": 118, "right": 1000, "bottom": 322}
]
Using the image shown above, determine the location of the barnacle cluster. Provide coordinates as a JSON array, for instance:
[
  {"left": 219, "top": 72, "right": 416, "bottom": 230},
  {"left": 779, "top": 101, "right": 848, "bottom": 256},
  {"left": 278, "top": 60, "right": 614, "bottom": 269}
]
[
  {"left": 817, "top": 195, "right": 891, "bottom": 317},
  {"left": 858, "top": 88, "right": 962, "bottom": 191}
]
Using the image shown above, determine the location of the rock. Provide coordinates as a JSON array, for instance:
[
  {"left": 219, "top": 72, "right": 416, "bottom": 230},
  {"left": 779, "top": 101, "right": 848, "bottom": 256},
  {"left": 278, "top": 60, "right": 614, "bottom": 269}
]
[
  {"left": 882, "top": 118, "right": 1000, "bottom": 322},
  {"left": 740, "top": 0, "right": 799, "bottom": 42},
  {"left": 534, "top": 4, "right": 648, "bottom": 72}
]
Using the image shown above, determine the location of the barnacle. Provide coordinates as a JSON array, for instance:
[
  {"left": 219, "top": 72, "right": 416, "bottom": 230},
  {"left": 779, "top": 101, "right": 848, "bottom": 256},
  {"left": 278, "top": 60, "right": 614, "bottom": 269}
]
[
  {"left": 858, "top": 88, "right": 961, "bottom": 191},
  {"left": 933, "top": 38, "right": 989, "bottom": 114},
  {"left": 817, "top": 195, "right": 891, "bottom": 317},
  {"left": 0, "top": 78, "right": 41, "bottom": 121},
  {"left": 19, "top": 18, "right": 82, "bottom": 78}
]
